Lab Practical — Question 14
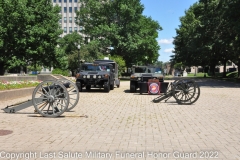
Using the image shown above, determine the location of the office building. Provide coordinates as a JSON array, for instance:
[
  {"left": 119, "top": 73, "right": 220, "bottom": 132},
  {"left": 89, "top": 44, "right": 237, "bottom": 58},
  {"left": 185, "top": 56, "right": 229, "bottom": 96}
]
[{"left": 52, "top": 0, "right": 82, "bottom": 37}]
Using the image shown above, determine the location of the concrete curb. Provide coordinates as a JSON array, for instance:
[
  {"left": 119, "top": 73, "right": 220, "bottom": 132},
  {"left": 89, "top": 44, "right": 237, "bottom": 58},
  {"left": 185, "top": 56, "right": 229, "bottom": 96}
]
[
  {"left": 0, "top": 76, "right": 37, "bottom": 81},
  {"left": 0, "top": 87, "right": 35, "bottom": 101},
  {"left": 0, "top": 75, "right": 73, "bottom": 101}
]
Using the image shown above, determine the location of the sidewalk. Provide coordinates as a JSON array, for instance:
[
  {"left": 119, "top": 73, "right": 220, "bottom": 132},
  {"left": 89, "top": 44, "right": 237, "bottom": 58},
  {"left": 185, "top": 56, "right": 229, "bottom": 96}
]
[{"left": 0, "top": 80, "right": 239, "bottom": 160}]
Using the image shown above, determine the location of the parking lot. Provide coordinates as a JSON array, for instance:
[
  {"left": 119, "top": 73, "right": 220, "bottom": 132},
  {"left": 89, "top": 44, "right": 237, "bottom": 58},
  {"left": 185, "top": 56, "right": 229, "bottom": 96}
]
[{"left": 0, "top": 79, "right": 239, "bottom": 160}]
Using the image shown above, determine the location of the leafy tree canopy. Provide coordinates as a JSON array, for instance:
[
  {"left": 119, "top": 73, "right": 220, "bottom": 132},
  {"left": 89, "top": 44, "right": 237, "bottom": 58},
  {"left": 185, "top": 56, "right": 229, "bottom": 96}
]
[
  {"left": 173, "top": 0, "right": 240, "bottom": 77},
  {"left": 0, "top": 0, "right": 62, "bottom": 75},
  {"left": 77, "top": 0, "right": 162, "bottom": 67}
]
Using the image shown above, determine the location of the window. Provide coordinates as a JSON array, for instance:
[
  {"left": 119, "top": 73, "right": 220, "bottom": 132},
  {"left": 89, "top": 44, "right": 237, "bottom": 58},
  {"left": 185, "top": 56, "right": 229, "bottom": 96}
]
[
  {"left": 69, "top": 27, "right": 72, "bottom": 33},
  {"left": 64, "top": 17, "right": 67, "bottom": 23},
  {"left": 64, "top": 7, "right": 67, "bottom": 13},
  {"left": 53, "top": 0, "right": 56, "bottom": 2},
  {"left": 74, "top": 27, "right": 78, "bottom": 32},
  {"left": 69, "top": 17, "right": 72, "bottom": 23},
  {"left": 69, "top": 0, "right": 72, "bottom": 2},
  {"left": 59, "top": 8, "right": 62, "bottom": 13},
  {"left": 64, "top": 0, "right": 67, "bottom": 2},
  {"left": 79, "top": 26, "right": 83, "bottom": 31},
  {"left": 59, "top": 0, "right": 62, "bottom": 2},
  {"left": 74, "top": 7, "right": 78, "bottom": 12},
  {"left": 69, "top": 7, "right": 72, "bottom": 13},
  {"left": 74, "top": 17, "right": 77, "bottom": 23},
  {"left": 74, "top": 0, "right": 78, "bottom": 2},
  {"left": 64, "top": 27, "right": 67, "bottom": 33},
  {"left": 59, "top": 18, "right": 62, "bottom": 23}
]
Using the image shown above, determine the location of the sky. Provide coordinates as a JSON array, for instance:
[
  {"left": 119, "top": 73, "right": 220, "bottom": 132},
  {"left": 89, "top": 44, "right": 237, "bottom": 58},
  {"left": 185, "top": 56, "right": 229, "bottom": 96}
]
[{"left": 140, "top": 0, "right": 198, "bottom": 63}]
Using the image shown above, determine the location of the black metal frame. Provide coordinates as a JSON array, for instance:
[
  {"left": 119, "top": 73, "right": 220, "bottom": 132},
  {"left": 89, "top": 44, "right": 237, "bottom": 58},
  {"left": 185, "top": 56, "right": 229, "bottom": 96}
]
[{"left": 152, "top": 79, "right": 200, "bottom": 105}]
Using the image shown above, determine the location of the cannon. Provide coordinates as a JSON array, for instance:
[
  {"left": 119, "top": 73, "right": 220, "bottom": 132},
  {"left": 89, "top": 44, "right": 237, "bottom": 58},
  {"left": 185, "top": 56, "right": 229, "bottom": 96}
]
[
  {"left": 152, "top": 79, "right": 200, "bottom": 105},
  {"left": 2, "top": 79, "right": 79, "bottom": 117}
]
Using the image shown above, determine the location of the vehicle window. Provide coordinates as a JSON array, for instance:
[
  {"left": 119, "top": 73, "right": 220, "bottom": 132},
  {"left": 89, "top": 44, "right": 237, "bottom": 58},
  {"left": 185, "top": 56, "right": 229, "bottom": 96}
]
[
  {"left": 98, "top": 65, "right": 110, "bottom": 72},
  {"left": 154, "top": 68, "right": 162, "bottom": 73},
  {"left": 147, "top": 67, "right": 162, "bottom": 73},
  {"left": 82, "top": 65, "right": 94, "bottom": 71},
  {"left": 134, "top": 67, "right": 146, "bottom": 73}
]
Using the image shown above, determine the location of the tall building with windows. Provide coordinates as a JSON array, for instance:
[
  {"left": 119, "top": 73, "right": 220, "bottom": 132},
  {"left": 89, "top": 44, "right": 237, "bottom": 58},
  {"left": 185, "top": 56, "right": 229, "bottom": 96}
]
[{"left": 52, "top": 0, "right": 82, "bottom": 37}]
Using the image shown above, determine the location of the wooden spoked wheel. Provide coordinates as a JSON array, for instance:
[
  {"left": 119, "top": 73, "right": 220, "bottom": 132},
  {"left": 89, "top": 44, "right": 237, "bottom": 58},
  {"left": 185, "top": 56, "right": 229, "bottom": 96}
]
[
  {"left": 57, "top": 79, "right": 79, "bottom": 111},
  {"left": 32, "top": 80, "right": 69, "bottom": 117}
]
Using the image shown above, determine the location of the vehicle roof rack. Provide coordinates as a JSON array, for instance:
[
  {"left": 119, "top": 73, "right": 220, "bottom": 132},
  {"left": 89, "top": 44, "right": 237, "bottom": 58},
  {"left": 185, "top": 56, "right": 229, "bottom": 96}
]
[{"left": 94, "top": 60, "right": 115, "bottom": 63}]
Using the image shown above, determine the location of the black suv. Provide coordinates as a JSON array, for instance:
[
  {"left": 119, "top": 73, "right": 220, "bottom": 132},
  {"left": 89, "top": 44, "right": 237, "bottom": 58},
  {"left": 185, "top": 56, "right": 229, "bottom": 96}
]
[
  {"left": 94, "top": 59, "right": 120, "bottom": 88},
  {"left": 75, "top": 62, "right": 116, "bottom": 92},
  {"left": 130, "top": 65, "right": 164, "bottom": 93}
]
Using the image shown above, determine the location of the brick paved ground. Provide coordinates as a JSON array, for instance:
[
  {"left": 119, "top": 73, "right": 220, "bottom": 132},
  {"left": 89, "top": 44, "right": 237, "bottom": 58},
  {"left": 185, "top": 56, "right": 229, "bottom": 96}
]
[{"left": 0, "top": 79, "right": 239, "bottom": 160}]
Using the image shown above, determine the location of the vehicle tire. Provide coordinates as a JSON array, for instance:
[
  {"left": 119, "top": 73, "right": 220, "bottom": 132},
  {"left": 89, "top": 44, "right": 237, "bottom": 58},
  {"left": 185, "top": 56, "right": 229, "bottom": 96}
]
[
  {"left": 104, "top": 82, "right": 110, "bottom": 92},
  {"left": 110, "top": 84, "right": 114, "bottom": 90},
  {"left": 130, "top": 84, "right": 136, "bottom": 93},
  {"left": 77, "top": 82, "right": 82, "bottom": 92},
  {"left": 86, "top": 85, "right": 91, "bottom": 90}
]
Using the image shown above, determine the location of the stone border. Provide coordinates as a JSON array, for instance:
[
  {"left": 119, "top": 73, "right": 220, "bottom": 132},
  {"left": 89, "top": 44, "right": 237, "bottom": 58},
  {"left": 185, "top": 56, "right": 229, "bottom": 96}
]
[
  {"left": 0, "top": 76, "right": 37, "bottom": 81},
  {"left": 0, "top": 75, "right": 68, "bottom": 102},
  {"left": 0, "top": 87, "right": 35, "bottom": 101}
]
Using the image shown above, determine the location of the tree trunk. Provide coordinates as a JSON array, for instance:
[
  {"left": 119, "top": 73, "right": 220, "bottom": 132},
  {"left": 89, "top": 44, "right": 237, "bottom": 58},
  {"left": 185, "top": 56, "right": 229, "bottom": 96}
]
[
  {"left": 238, "top": 58, "right": 240, "bottom": 79},
  {"left": 222, "top": 60, "right": 227, "bottom": 78},
  {"left": 71, "top": 69, "right": 75, "bottom": 77},
  {"left": 202, "top": 65, "right": 206, "bottom": 78},
  {"left": 210, "top": 64, "right": 216, "bottom": 76},
  {"left": 204, "top": 66, "right": 209, "bottom": 77},
  {"left": 0, "top": 61, "right": 6, "bottom": 75}
]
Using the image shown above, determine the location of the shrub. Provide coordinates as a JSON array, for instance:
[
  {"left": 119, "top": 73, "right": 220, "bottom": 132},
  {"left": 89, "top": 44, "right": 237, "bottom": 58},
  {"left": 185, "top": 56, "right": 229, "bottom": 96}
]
[{"left": 52, "top": 68, "right": 69, "bottom": 76}]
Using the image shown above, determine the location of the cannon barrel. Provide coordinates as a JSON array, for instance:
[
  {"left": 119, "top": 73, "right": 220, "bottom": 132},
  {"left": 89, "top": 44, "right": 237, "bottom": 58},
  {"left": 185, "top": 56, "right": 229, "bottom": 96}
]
[{"left": 42, "top": 82, "right": 70, "bottom": 92}]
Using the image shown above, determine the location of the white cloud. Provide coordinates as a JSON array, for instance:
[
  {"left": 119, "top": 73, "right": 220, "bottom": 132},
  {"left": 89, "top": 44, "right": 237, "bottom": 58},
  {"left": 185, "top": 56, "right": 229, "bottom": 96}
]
[
  {"left": 158, "top": 38, "right": 173, "bottom": 44},
  {"left": 164, "top": 48, "right": 174, "bottom": 53}
]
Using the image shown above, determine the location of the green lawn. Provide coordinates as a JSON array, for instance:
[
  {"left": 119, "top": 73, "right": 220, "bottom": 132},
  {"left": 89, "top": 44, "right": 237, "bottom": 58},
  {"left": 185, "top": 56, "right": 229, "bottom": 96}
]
[{"left": 187, "top": 73, "right": 210, "bottom": 77}]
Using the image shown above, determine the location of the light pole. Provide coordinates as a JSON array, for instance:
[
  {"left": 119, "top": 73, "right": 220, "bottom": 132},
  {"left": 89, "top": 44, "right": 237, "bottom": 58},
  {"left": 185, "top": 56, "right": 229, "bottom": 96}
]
[
  {"left": 106, "top": 46, "right": 113, "bottom": 60},
  {"left": 77, "top": 44, "right": 81, "bottom": 71}
]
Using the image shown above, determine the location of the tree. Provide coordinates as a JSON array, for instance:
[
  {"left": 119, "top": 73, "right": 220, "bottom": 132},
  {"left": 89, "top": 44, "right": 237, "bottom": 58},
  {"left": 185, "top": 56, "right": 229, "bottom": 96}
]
[
  {"left": 155, "top": 61, "right": 163, "bottom": 68},
  {"left": 0, "top": 0, "right": 62, "bottom": 75},
  {"left": 218, "top": 0, "right": 240, "bottom": 77},
  {"left": 77, "top": 0, "right": 162, "bottom": 67},
  {"left": 59, "top": 32, "right": 104, "bottom": 75},
  {"left": 174, "top": 0, "right": 240, "bottom": 78},
  {"left": 173, "top": 2, "right": 209, "bottom": 69},
  {"left": 54, "top": 46, "right": 69, "bottom": 70}
]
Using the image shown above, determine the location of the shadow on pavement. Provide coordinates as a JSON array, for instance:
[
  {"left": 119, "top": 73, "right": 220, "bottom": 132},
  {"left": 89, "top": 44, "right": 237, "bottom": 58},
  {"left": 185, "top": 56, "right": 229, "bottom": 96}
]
[
  {"left": 194, "top": 78, "right": 240, "bottom": 88},
  {"left": 156, "top": 77, "right": 240, "bottom": 88},
  {"left": 80, "top": 88, "right": 112, "bottom": 93}
]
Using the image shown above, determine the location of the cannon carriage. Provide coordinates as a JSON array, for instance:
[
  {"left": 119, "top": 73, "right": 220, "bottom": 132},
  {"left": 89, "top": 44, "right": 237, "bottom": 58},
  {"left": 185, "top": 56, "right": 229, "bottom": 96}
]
[
  {"left": 2, "top": 79, "right": 79, "bottom": 117},
  {"left": 152, "top": 79, "right": 200, "bottom": 105}
]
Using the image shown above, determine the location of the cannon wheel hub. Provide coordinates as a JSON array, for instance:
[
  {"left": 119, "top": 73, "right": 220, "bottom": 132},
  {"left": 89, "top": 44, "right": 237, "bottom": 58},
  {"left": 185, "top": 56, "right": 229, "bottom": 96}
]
[{"left": 47, "top": 95, "right": 55, "bottom": 103}]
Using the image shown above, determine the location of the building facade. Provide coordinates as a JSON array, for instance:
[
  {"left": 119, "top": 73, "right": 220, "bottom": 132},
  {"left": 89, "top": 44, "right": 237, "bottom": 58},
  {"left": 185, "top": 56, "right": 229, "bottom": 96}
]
[{"left": 52, "top": 0, "right": 82, "bottom": 37}]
